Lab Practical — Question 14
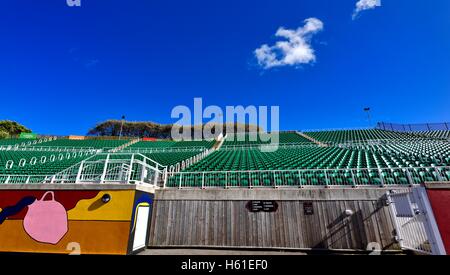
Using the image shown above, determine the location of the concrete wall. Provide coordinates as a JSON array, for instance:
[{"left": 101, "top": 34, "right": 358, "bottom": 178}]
[{"left": 150, "top": 188, "right": 407, "bottom": 251}]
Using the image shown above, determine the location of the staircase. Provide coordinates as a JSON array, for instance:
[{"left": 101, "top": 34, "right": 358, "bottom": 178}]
[
  {"left": 109, "top": 138, "right": 140, "bottom": 153},
  {"left": 296, "top": 131, "right": 328, "bottom": 147}
]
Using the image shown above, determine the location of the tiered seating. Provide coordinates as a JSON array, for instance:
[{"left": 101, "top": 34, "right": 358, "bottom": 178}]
[
  {"left": 166, "top": 141, "right": 450, "bottom": 187},
  {"left": 142, "top": 151, "right": 202, "bottom": 166},
  {"left": 304, "top": 129, "right": 422, "bottom": 143},
  {"left": 34, "top": 139, "right": 129, "bottom": 149},
  {"left": 415, "top": 130, "right": 450, "bottom": 139},
  {"left": 0, "top": 150, "right": 94, "bottom": 176},
  {"left": 223, "top": 132, "right": 312, "bottom": 146},
  {"left": 354, "top": 141, "right": 450, "bottom": 166},
  {"left": 0, "top": 138, "right": 27, "bottom": 147},
  {"left": 129, "top": 140, "right": 215, "bottom": 149}
]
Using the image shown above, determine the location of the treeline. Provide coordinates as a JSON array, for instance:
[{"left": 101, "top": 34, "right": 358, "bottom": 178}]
[
  {"left": 0, "top": 120, "right": 32, "bottom": 139},
  {"left": 87, "top": 120, "right": 262, "bottom": 139}
]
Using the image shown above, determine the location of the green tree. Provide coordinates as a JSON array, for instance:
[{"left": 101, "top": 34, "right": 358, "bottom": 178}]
[
  {"left": 0, "top": 130, "right": 9, "bottom": 139},
  {"left": 0, "top": 120, "right": 32, "bottom": 137}
]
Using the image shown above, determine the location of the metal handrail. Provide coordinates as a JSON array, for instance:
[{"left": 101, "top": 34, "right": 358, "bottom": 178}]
[{"left": 167, "top": 166, "right": 450, "bottom": 175}]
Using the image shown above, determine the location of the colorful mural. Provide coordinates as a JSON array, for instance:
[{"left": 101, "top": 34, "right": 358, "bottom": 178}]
[
  {"left": 0, "top": 189, "right": 154, "bottom": 255},
  {"left": 23, "top": 191, "right": 68, "bottom": 244}
]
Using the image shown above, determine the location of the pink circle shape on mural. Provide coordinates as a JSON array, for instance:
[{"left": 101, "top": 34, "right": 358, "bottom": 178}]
[{"left": 23, "top": 191, "right": 68, "bottom": 245}]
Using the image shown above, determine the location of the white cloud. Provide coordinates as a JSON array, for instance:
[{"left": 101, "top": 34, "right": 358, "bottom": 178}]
[
  {"left": 254, "top": 18, "right": 324, "bottom": 69},
  {"left": 352, "top": 0, "right": 381, "bottom": 20}
]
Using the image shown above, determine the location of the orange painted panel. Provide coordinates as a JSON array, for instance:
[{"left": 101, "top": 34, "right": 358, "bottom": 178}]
[
  {"left": 0, "top": 220, "right": 131, "bottom": 255},
  {"left": 67, "top": 190, "right": 135, "bottom": 221}
]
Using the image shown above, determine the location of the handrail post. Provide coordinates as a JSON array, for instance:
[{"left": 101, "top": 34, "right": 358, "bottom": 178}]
[
  {"left": 202, "top": 172, "right": 205, "bottom": 189},
  {"left": 379, "top": 169, "right": 385, "bottom": 187},
  {"left": 271, "top": 171, "right": 275, "bottom": 189},
  {"left": 225, "top": 172, "right": 228, "bottom": 189},
  {"left": 406, "top": 168, "right": 414, "bottom": 185},
  {"left": 100, "top": 154, "right": 110, "bottom": 184},
  {"left": 75, "top": 161, "right": 85, "bottom": 184},
  {"left": 324, "top": 170, "right": 329, "bottom": 188},
  {"left": 126, "top": 154, "right": 135, "bottom": 183},
  {"left": 351, "top": 170, "right": 357, "bottom": 187},
  {"left": 434, "top": 167, "right": 444, "bottom": 182},
  {"left": 298, "top": 170, "right": 303, "bottom": 188},
  {"left": 179, "top": 173, "right": 183, "bottom": 189}
]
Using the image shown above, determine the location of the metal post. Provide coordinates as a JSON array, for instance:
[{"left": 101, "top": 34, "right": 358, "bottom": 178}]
[
  {"left": 225, "top": 172, "right": 228, "bottom": 189},
  {"left": 100, "top": 154, "right": 110, "bottom": 184},
  {"left": 75, "top": 161, "right": 85, "bottom": 183},
  {"left": 163, "top": 169, "right": 168, "bottom": 189},
  {"left": 127, "top": 154, "right": 135, "bottom": 184},
  {"left": 201, "top": 173, "right": 205, "bottom": 189},
  {"left": 298, "top": 170, "right": 302, "bottom": 188},
  {"left": 351, "top": 170, "right": 357, "bottom": 187},
  {"left": 405, "top": 169, "right": 414, "bottom": 185},
  {"left": 434, "top": 167, "right": 444, "bottom": 182},
  {"left": 179, "top": 173, "right": 183, "bottom": 189},
  {"left": 379, "top": 169, "right": 385, "bottom": 187},
  {"left": 324, "top": 170, "right": 329, "bottom": 187}
]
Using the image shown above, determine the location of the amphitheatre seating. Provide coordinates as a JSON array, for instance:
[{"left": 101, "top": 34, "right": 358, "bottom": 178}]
[
  {"left": 415, "top": 130, "right": 450, "bottom": 139},
  {"left": 141, "top": 151, "right": 203, "bottom": 166},
  {"left": 33, "top": 139, "right": 129, "bottom": 149},
  {"left": 166, "top": 143, "right": 450, "bottom": 187},
  {"left": 223, "top": 132, "right": 312, "bottom": 146},
  {"left": 303, "top": 129, "right": 423, "bottom": 144},
  {"left": 129, "top": 140, "right": 215, "bottom": 149},
  {"left": 0, "top": 150, "right": 95, "bottom": 176},
  {"left": 356, "top": 141, "right": 450, "bottom": 166},
  {"left": 0, "top": 138, "right": 28, "bottom": 147}
]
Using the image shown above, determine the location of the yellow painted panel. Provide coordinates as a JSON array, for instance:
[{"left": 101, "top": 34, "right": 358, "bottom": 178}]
[
  {"left": 0, "top": 220, "right": 131, "bottom": 255},
  {"left": 67, "top": 190, "right": 135, "bottom": 221}
]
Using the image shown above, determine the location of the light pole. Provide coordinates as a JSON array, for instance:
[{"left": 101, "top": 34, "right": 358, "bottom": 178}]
[{"left": 119, "top": 115, "right": 125, "bottom": 140}]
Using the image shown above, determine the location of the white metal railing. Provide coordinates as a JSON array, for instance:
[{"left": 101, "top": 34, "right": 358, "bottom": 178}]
[
  {"left": 119, "top": 146, "right": 209, "bottom": 153},
  {"left": 220, "top": 143, "right": 317, "bottom": 150},
  {"left": 46, "top": 153, "right": 166, "bottom": 186},
  {"left": 2, "top": 151, "right": 98, "bottom": 171},
  {"left": 300, "top": 127, "right": 373, "bottom": 133},
  {"left": 334, "top": 139, "right": 447, "bottom": 148},
  {"left": 387, "top": 188, "right": 446, "bottom": 255},
  {"left": 166, "top": 148, "right": 215, "bottom": 174},
  {"left": 164, "top": 166, "right": 450, "bottom": 189},
  {"left": 0, "top": 145, "right": 99, "bottom": 152}
]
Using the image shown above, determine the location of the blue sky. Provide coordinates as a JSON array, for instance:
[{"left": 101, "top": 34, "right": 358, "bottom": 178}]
[{"left": 0, "top": 0, "right": 449, "bottom": 135}]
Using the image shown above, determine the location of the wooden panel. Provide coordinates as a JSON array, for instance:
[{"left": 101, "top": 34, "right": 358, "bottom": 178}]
[{"left": 149, "top": 199, "right": 400, "bottom": 251}]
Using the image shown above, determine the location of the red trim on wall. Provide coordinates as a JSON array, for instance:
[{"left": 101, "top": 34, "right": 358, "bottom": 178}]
[{"left": 426, "top": 189, "right": 450, "bottom": 255}]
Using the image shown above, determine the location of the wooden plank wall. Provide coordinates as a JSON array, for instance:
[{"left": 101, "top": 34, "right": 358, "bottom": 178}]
[{"left": 149, "top": 199, "right": 400, "bottom": 251}]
